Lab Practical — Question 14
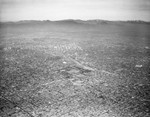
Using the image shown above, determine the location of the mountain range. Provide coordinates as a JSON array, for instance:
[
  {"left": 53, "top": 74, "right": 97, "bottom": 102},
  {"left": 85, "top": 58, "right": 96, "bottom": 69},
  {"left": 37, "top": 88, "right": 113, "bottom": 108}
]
[{"left": 1, "top": 19, "right": 150, "bottom": 25}]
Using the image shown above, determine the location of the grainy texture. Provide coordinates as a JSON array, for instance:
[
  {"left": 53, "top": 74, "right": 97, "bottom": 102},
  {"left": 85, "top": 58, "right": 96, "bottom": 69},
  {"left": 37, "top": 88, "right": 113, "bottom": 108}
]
[{"left": 0, "top": 21, "right": 150, "bottom": 117}]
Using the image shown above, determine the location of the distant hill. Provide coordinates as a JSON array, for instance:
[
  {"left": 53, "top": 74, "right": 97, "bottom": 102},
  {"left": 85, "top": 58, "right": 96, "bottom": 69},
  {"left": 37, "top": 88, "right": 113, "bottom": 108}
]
[{"left": 1, "top": 19, "right": 150, "bottom": 25}]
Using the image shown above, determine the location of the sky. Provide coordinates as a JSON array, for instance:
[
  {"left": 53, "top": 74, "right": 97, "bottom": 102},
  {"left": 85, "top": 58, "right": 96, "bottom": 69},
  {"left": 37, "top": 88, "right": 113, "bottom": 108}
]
[{"left": 0, "top": 0, "right": 150, "bottom": 22}]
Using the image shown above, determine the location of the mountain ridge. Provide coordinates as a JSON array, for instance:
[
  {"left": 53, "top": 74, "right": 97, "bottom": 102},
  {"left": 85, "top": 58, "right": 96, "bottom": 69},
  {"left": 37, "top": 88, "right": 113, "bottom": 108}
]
[{"left": 1, "top": 19, "right": 150, "bottom": 25}]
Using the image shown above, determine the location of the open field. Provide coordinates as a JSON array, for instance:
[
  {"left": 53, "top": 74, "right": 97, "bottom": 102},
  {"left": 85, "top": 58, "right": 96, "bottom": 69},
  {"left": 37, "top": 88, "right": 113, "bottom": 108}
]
[{"left": 0, "top": 21, "right": 150, "bottom": 117}]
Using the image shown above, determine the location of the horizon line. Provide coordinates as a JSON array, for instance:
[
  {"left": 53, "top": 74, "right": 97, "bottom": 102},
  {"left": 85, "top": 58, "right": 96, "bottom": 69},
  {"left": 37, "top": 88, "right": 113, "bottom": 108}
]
[{"left": 1, "top": 19, "right": 150, "bottom": 23}]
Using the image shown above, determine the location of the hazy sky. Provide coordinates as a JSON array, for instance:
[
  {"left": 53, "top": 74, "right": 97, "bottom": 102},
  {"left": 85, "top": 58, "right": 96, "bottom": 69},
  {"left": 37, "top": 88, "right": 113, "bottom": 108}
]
[{"left": 0, "top": 0, "right": 150, "bottom": 21}]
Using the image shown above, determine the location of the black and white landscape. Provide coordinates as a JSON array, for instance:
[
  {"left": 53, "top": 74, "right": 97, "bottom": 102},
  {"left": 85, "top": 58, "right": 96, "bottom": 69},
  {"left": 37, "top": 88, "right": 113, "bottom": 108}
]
[
  {"left": 1, "top": 0, "right": 150, "bottom": 117},
  {"left": 0, "top": 20, "right": 150, "bottom": 117}
]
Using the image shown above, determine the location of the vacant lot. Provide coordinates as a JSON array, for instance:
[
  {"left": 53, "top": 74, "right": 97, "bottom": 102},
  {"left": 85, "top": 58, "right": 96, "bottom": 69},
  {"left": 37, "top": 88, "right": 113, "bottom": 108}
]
[{"left": 0, "top": 21, "right": 150, "bottom": 117}]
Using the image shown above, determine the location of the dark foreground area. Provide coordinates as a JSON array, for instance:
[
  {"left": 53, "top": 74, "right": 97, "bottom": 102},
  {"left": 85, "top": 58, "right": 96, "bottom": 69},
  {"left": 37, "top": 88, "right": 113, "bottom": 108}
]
[{"left": 0, "top": 21, "right": 150, "bottom": 117}]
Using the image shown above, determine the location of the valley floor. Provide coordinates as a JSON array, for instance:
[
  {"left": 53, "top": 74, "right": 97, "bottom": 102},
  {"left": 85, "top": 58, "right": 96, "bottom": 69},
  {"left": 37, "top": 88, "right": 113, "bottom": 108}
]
[{"left": 0, "top": 23, "right": 150, "bottom": 117}]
